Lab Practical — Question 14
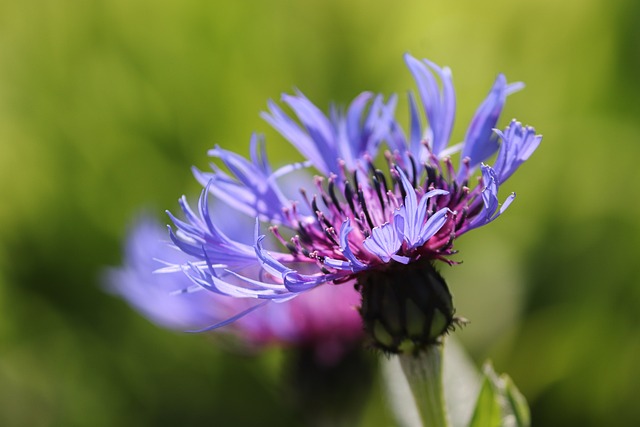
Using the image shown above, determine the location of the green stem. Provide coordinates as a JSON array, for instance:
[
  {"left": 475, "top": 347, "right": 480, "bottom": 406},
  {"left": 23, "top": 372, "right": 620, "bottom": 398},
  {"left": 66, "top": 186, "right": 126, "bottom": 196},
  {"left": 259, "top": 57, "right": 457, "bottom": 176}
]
[{"left": 398, "top": 344, "right": 451, "bottom": 427}]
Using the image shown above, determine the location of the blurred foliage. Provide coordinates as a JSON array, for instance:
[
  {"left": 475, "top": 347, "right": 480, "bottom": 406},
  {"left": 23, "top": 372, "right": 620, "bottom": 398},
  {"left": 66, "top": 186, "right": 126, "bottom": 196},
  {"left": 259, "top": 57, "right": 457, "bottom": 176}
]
[
  {"left": 1, "top": 0, "right": 639, "bottom": 426},
  {"left": 469, "top": 362, "right": 530, "bottom": 427}
]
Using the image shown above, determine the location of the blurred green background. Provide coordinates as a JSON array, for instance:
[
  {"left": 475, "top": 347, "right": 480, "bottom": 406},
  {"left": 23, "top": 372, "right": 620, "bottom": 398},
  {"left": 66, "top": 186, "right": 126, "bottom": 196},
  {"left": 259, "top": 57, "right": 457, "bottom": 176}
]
[{"left": 1, "top": 0, "right": 639, "bottom": 425}]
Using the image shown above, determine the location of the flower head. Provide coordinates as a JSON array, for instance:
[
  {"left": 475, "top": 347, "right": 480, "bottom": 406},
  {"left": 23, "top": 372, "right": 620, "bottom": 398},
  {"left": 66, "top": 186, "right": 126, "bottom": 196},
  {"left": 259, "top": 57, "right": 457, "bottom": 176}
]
[{"left": 164, "top": 54, "right": 541, "bottom": 353}]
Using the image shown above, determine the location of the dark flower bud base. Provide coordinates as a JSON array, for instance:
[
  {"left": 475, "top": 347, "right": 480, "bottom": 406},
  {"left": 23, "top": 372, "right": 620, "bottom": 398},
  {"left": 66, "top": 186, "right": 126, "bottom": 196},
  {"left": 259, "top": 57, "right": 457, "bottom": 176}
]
[{"left": 357, "top": 259, "right": 465, "bottom": 354}]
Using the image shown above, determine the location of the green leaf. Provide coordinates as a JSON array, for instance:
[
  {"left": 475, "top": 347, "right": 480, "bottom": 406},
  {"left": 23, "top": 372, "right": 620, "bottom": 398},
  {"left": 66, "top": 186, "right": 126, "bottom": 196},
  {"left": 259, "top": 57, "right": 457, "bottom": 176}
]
[
  {"left": 468, "top": 362, "right": 530, "bottom": 427},
  {"left": 468, "top": 373, "right": 502, "bottom": 427},
  {"left": 503, "top": 375, "right": 531, "bottom": 427}
]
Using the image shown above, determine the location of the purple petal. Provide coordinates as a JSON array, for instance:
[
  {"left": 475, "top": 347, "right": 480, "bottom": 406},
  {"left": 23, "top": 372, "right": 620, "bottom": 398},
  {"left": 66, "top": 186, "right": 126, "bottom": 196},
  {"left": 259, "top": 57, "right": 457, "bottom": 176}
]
[
  {"left": 395, "top": 167, "right": 449, "bottom": 248},
  {"left": 465, "top": 164, "right": 515, "bottom": 231},
  {"left": 261, "top": 99, "right": 331, "bottom": 175},
  {"left": 283, "top": 270, "right": 344, "bottom": 293},
  {"left": 194, "top": 144, "right": 290, "bottom": 224},
  {"left": 493, "top": 120, "right": 542, "bottom": 183},
  {"left": 165, "top": 189, "right": 257, "bottom": 266},
  {"left": 346, "top": 92, "right": 374, "bottom": 149},
  {"left": 497, "top": 192, "right": 516, "bottom": 217},
  {"left": 404, "top": 54, "right": 456, "bottom": 158},
  {"left": 338, "top": 219, "right": 367, "bottom": 271},
  {"left": 458, "top": 74, "right": 507, "bottom": 179},
  {"left": 186, "top": 300, "right": 270, "bottom": 333},
  {"left": 249, "top": 133, "right": 270, "bottom": 174},
  {"left": 182, "top": 265, "right": 282, "bottom": 299},
  {"left": 253, "top": 221, "right": 294, "bottom": 278},
  {"left": 408, "top": 91, "right": 424, "bottom": 158},
  {"left": 363, "top": 222, "right": 402, "bottom": 263},
  {"left": 283, "top": 91, "right": 335, "bottom": 152},
  {"left": 323, "top": 256, "right": 353, "bottom": 271},
  {"left": 418, "top": 207, "right": 451, "bottom": 245}
]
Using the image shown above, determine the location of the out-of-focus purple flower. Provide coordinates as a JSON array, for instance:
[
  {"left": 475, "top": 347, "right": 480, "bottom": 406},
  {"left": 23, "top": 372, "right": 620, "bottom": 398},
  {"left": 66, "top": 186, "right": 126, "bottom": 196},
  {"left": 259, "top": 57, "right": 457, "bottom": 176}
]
[
  {"left": 162, "top": 54, "right": 542, "bottom": 353},
  {"left": 106, "top": 216, "right": 363, "bottom": 364},
  {"left": 107, "top": 217, "right": 256, "bottom": 332}
]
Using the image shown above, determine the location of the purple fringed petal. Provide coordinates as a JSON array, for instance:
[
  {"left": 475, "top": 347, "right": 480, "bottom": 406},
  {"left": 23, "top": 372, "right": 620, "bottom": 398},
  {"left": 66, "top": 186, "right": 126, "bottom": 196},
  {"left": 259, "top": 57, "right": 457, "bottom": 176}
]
[
  {"left": 493, "top": 120, "right": 542, "bottom": 183},
  {"left": 282, "top": 92, "right": 337, "bottom": 157},
  {"left": 106, "top": 217, "right": 285, "bottom": 333},
  {"left": 283, "top": 270, "right": 344, "bottom": 293},
  {"left": 457, "top": 74, "right": 524, "bottom": 182},
  {"left": 395, "top": 168, "right": 449, "bottom": 249},
  {"left": 186, "top": 300, "right": 270, "bottom": 333},
  {"left": 408, "top": 91, "right": 424, "bottom": 160},
  {"left": 338, "top": 219, "right": 368, "bottom": 271},
  {"left": 346, "top": 92, "right": 375, "bottom": 154},
  {"left": 356, "top": 93, "right": 397, "bottom": 160},
  {"left": 166, "top": 189, "right": 256, "bottom": 267},
  {"left": 193, "top": 138, "right": 291, "bottom": 224},
  {"left": 253, "top": 222, "right": 294, "bottom": 278},
  {"left": 322, "top": 256, "right": 353, "bottom": 271},
  {"left": 458, "top": 75, "right": 504, "bottom": 172},
  {"left": 252, "top": 221, "right": 337, "bottom": 295},
  {"left": 182, "top": 264, "right": 287, "bottom": 300},
  {"left": 264, "top": 89, "right": 394, "bottom": 178},
  {"left": 498, "top": 192, "right": 516, "bottom": 216},
  {"left": 108, "top": 217, "right": 365, "bottom": 354},
  {"left": 262, "top": 98, "right": 332, "bottom": 174},
  {"left": 419, "top": 207, "right": 451, "bottom": 244},
  {"left": 404, "top": 53, "right": 456, "bottom": 158},
  {"left": 465, "top": 165, "right": 515, "bottom": 231},
  {"left": 386, "top": 92, "right": 425, "bottom": 177},
  {"left": 323, "top": 219, "right": 369, "bottom": 272},
  {"left": 362, "top": 222, "right": 402, "bottom": 263}
]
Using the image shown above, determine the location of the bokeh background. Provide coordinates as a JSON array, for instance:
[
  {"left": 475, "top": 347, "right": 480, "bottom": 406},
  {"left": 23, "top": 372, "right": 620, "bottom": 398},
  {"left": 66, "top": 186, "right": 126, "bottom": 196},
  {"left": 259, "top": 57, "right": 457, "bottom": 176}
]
[{"left": 1, "top": 0, "right": 639, "bottom": 425}]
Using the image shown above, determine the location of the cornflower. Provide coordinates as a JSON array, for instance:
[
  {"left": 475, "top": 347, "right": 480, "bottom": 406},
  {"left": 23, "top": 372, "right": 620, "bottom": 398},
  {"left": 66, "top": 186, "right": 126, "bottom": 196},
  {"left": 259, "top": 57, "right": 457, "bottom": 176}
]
[{"left": 164, "top": 54, "right": 541, "bottom": 353}]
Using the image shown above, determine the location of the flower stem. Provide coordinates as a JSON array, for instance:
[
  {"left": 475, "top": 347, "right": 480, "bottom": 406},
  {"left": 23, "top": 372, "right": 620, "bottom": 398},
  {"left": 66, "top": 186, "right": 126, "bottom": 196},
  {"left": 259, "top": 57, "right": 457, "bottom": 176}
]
[{"left": 398, "top": 344, "right": 451, "bottom": 427}]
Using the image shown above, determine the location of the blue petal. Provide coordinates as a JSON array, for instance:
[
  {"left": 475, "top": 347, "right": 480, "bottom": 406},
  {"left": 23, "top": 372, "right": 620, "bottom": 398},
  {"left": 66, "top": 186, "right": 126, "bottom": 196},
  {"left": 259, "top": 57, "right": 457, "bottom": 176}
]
[
  {"left": 404, "top": 54, "right": 456, "bottom": 158},
  {"left": 418, "top": 207, "right": 451, "bottom": 246},
  {"left": 249, "top": 133, "right": 271, "bottom": 174},
  {"left": 323, "top": 256, "right": 353, "bottom": 271},
  {"left": 385, "top": 92, "right": 425, "bottom": 172},
  {"left": 338, "top": 219, "right": 368, "bottom": 271},
  {"left": 193, "top": 144, "right": 290, "bottom": 224},
  {"left": 408, "top": 91, "right": 424, "bottom": 160},
  {"left": 458, "top": 74, "right": 507, "bottom": 178},
  {"left": 391, "top": 254, "right": 411, "bottom": 264},
  {"left": 261, "top": 99, "right": 331, "bottom": 175},
  {"left": 336, "top": 92, "right": 396, "bottom": 171},
  {"left": 492, "top": 120, "right": 542, "bottom": 183},
  {"left": 395, "top": 167, "right": 449, "bottom": 248},
  {"left": 497, "top": 192, "right": 516, "bottom": 217},
  {"left": 284, "top": 270, "right": 342, "bottom": 293},
  {"left": 465, "top": 164, "right": 515, "bottom": 231},
  {"left": 253, "top": 221, "right": 294, "bottom": 278},
  {"left": 252, "top": 221, "right": 338, "bottom": 295},
  {"left": 185, "top": 300, "right": 270, "bottom": 333},
  {"left": 346, "top": 92, "right": 375, "bottom": 152},
  {"left": 422, "top": 58, "right": 456, "bottom": 157},
  {"left": 359, "top": 94, "right": 397, "bottom": 160},
  {"left": 283, "top": 91, "right": 336, "bottom": 154},
  {"left": 166, "top": 188, "right": 257, "bottom": 266},
  {"left": 362, "top": 222, "right": 402, "bottom": 263},
  {"left": 223, "top": 268, "right": 291, "bottom": 292},
  {"left": 183, "top": 265, "right": 283, "bottom": 299}
]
